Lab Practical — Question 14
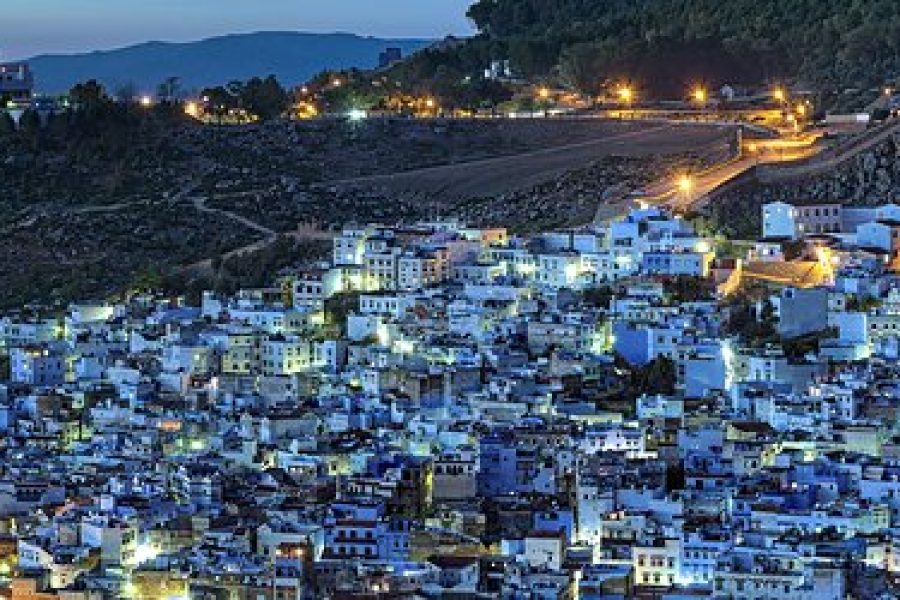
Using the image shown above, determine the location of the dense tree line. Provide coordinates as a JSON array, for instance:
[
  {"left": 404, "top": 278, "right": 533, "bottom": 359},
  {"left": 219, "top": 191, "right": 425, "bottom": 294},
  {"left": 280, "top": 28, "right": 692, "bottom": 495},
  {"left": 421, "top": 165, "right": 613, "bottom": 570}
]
[
  {"left": 459, "top": 0, "right": 900, "bottom": 95},
  {"left": 201, "top": 75, "right": 290, "bottom": 121}
]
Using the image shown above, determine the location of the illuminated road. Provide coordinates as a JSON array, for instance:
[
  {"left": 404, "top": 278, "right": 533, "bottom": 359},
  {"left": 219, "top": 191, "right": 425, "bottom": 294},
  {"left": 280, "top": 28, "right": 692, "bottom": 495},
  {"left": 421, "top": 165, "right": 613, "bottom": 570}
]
[
  {"left": 336, "top": 121, "right": 733, "bottom": 202},
  {"left": 639, "top": 119, "right": 900, "bottom": 214},
  {"left": 640, "top": 134, "right": 824, "bottom": 213}
]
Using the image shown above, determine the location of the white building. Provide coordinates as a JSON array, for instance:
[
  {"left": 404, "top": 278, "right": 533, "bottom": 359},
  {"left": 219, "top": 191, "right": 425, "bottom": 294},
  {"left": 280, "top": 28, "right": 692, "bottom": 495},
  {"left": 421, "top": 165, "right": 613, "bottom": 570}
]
[{"left": 762, "top": 202, "right": 796, "bottom": 239}]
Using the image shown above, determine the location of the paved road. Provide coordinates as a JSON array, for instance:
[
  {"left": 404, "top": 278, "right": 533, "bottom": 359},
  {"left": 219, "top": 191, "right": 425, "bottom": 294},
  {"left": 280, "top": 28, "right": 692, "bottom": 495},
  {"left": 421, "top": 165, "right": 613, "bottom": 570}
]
[
  {"left": 653, "top": 119, "right": 900, "bottom": 213},
  {"left": 334, "top": 121, "right": 734, "bottom": 202},
  {"left": 757, "top": 118, "right": 900, "bottom": 184},
  {"left": 634, "top": 135, "right": 825, "bottom": 213}
]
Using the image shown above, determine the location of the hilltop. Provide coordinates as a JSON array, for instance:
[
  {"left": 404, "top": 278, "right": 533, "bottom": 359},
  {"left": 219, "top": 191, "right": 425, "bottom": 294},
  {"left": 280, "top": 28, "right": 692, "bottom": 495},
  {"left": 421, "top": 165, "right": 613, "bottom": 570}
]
[
  {"left": 409, "top": 0, "right": 900, "bottom": 98},
  {"left": 26, "top": 32, "right": 432, "bottom": 94}
]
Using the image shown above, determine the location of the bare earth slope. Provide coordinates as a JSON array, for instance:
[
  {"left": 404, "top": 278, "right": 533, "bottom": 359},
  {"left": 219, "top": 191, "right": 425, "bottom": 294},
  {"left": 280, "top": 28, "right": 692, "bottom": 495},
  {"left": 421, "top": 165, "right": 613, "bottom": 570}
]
[
  {"left": 332, "top": 122, "right": 734, "bottom": 201},
  {"left": 0, "top": 115, "right": 732, "bottom": 307}
]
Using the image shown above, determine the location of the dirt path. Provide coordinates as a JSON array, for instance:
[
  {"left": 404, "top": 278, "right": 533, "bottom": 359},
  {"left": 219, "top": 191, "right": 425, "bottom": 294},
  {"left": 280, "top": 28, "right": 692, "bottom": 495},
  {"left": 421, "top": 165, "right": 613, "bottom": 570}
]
[{"left": 191, "top": 195, "right": 276, "bottom": 238}]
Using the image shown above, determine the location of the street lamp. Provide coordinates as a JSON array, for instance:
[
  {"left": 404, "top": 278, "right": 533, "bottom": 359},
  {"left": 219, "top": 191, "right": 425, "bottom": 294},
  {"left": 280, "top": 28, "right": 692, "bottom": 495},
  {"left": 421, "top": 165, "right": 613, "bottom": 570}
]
[
  {"left": 746, "top": 142, "right": 762, "bottom": 165},
  {"left": 677, "top": 174, "right": 694, "bottom": 194},
  {"left": 617, "top": 86, "right": 634, "bottom": 119},
  {"left": 139, "top": 95, "right": 153, "bottom": 108},
  {"left": 537, "top": 87, "right": 551, "bottom": 100},
  {"left": 772, "top": 88, "right": 786, "bottom": 103},
  {"left": 692, "top": 86, "right": 708, "bottom": 105}
]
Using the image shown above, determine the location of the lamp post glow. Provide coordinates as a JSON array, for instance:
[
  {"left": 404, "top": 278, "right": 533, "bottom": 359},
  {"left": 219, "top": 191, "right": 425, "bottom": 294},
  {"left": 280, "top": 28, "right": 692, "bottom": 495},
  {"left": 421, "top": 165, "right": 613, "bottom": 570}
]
[
  {"left": 617, "top": 86, "right": 634, "bottom": 120},
  {"left": 692, "top": 87, "right": 708, "bottom": 105},
  {"left": 139, "top": 95, "right": 153, "bottom": 108},
  {"left": 772, "top": 88, "right": 786, "bottom": 103}
]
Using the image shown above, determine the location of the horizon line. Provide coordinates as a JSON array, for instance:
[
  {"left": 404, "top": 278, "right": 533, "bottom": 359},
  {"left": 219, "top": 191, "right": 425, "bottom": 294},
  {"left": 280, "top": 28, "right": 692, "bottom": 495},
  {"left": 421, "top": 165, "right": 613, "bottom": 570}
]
[{"left": 9, "top": 28, "right": 474, "bottom": 62}]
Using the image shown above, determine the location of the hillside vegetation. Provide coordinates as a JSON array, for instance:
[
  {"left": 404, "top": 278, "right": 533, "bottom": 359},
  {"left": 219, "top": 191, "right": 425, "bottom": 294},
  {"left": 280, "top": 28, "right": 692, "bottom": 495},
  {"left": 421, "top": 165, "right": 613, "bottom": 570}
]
[{"left": 417, "top": 0, "right": 900, "bottom": 96}]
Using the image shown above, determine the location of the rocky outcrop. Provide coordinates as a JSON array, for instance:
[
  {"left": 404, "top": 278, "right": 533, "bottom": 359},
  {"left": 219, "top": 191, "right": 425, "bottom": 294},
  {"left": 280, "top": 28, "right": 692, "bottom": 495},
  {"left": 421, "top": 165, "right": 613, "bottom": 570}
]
[{"left": 708, "top": 132, "right": 900, "bottom": 238}]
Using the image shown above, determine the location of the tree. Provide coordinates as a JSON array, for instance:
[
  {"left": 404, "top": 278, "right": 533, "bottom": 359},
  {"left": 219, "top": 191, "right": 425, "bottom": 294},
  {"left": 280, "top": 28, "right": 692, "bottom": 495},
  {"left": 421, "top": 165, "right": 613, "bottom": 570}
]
[
  {"left": 324, "top": 292, "right": 361, "bottom": 335},
  {"left": 464, "top": 0, "right": 900, "bottom": 98},
  {"left": 200, "top": 86, "right": 238, "bottom": 123},
  {"left": 18, "top": 110, "right": 43, "bottom": 148},
  {"left": 560, "top": 43, "right": 607, "bottom": 93},
  {"left": 157, "top": 76, "right": 182, "bottom": 102},
  {"left": 664, "top": 276, "right": 714, "bottom": 303},
  {"left": 114, "top": 82, "right": 137, "bottom": 103},
  {"left": 69, "top": 80, "right": 109, "bottom": 110},
  {"left": 582, "top": 285, "right": 615, "bottom": 310},
  {"left": 724, "top": 296, "right": 777, "bottom": 345},
  {"left": 240, "top": 76, "right": 289, "bottom": 121},
  {"left": 0, "top": 112, "right": 15, "bottom": 135},
  {"left": 632, "top": 356, "right": 677, "bottom": 396}
]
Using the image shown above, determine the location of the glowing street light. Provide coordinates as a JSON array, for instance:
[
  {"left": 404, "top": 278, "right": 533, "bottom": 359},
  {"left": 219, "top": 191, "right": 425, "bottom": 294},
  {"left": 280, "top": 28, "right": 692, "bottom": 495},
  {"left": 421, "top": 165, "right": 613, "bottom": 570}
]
[
  {"left": 139, "top": 95, "right": 153, "bottom": 108},
  {"left": 128, "top": 542, "right": 161, "bottom": 566},
  {"left": 425, "top": 97, "right": 436, "bottom": 109},
  {"left": 677, "top": 174, "right": 694, "bottom": 194},
  {"left": 795, "top": 102, "right": 807, "bottom": 117},
  {"left": 537, "top": 87, "right": 551, "bottom": 100},
  {"left": 618, "top": 86, "right": 634, "bottom": 105},
  {"left": 772, "top": 88, "right": 786, "bottom": 103},
  {"left": 184, "top": 101, "right": 200, "bottom": 118},
  {"left": 692, "top": 86, "right": 708, "bottom": 104},
  {"left": 348, "top": 109, "right": 367, "bottom": 122},
  {"left": 331, "top": 77, "right": 343, "bottom": 88}
]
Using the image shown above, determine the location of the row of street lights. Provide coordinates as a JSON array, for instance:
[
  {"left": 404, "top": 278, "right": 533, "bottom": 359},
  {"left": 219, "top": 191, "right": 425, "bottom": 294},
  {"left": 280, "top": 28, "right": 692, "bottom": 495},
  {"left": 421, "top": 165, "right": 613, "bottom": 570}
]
[
  {"left": 605, "top": 84, "right": 798, "bottom": 108},
  {"left": 613, "top": 85, "right": 704, "bottom": 106}
]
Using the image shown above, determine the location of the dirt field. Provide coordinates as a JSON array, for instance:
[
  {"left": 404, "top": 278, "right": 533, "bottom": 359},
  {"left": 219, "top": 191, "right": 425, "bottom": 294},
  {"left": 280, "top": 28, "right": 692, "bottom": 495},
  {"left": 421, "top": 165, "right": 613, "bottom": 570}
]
[{"left": 333, "top": 120, "right": 736, "bottom": 201}]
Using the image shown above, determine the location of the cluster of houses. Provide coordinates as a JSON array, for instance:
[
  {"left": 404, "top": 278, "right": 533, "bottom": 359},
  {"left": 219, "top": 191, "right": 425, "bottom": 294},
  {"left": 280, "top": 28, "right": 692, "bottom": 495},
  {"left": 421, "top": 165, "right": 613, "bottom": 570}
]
[
  {"left": 0, "top": 62, "right": 33, "bottom": 104},
  {"left": 763, "top": 201, "right": 900, "bottom": 260},
  {"left": 4, "top": 204, "right": 900, "bottom": 598}
]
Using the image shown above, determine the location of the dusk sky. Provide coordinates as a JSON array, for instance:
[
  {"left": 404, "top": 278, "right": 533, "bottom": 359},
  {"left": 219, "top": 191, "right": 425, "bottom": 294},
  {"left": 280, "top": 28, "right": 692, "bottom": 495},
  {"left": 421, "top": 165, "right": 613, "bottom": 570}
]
[{"left": 2, "top": 0, "right": 477, "bottom": 60}]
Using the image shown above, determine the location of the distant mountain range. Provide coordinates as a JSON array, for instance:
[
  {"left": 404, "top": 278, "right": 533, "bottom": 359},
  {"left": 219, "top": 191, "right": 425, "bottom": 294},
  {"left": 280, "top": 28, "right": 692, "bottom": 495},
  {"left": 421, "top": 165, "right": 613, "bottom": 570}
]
[{"left": 26, "top": 32, "right": 433, "bottom": 94}]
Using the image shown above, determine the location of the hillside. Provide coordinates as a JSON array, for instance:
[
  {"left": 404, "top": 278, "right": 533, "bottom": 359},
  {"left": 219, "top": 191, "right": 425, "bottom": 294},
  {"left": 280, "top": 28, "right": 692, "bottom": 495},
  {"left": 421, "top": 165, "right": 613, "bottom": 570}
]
[
  {"left": 27, "top": 32, "right": 432, "bottom": 94},
  {"left": 454, "top": 0, "right": 900, "bottom": 95},
  {"left": 0, "top": 108, "right": 720, "bottom": 308}
]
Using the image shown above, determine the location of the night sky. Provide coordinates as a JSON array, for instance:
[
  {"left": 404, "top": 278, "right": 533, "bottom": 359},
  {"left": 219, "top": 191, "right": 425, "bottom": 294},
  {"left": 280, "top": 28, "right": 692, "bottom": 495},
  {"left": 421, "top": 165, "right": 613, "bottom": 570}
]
[{"left": 3, "top": 0, "right": 477, "bottom": 59}]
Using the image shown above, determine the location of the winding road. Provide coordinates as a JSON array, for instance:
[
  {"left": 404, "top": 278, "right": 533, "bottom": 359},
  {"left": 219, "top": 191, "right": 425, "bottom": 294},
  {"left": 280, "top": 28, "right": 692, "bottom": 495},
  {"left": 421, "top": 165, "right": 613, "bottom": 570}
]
[{"left": 333, "top": 121, "right": 734, "bottom": 202}]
